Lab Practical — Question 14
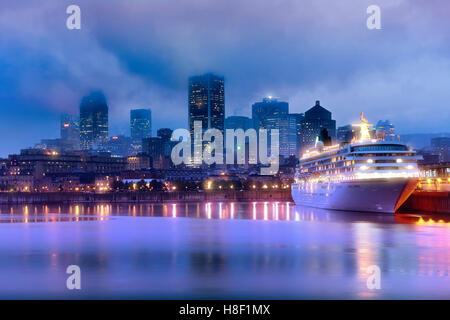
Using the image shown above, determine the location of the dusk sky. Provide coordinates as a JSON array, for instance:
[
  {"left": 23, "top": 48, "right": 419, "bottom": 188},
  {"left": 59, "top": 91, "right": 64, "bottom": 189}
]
[{"left": 0, "top": 0, "right": 449, "bottom": 156}]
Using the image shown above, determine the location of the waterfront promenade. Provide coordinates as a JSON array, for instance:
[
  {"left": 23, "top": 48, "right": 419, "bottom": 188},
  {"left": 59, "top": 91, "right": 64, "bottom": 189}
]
[
  {"left": 0, "top": 189, "right": 448, "bottom": 214},
  {"left": 0, "top": 190, "right": 292, "bottom": 205}
]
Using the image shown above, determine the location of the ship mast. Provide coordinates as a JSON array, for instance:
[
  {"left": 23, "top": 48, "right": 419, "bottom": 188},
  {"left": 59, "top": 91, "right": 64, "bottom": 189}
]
[{"left": 353, "top": 112, "right": 373, "bottom": 142}]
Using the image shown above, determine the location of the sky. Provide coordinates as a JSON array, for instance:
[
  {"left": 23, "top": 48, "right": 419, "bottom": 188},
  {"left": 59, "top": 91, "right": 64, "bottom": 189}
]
[{"left": 0, "top": 0, "right": 449, "bottom": 156}]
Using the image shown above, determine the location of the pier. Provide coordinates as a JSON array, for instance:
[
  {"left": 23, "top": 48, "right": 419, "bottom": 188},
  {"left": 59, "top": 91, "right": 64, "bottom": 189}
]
[
  {"left": 400, "top": 191, "right": 450, "bottom": 214},
  {"left": 0, "top": 188, "right": 449, "bottom": 214},
  {"left": 401, "top": 164, "right": 450, "bottom": 213}
]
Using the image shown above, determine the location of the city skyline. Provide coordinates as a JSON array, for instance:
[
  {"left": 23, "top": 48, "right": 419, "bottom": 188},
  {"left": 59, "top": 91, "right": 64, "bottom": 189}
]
[
  {"left": 1, "top": 1, "right": 450, "bottom": 305},
  {"left": 2, "top": 84, "right": 449, "bottom": 158},
  {"left": 1, "top": 0, "right": 450, "bottom": 156}
]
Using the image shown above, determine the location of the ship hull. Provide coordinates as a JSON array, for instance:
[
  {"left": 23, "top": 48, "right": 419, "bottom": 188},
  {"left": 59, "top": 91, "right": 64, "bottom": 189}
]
[{"left": 291, "top": 178, "right": 418, "bottom": 214}]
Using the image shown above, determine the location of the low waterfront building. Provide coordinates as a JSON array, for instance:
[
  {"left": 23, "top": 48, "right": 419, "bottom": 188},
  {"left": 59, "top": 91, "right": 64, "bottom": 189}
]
[
  {"left": 3, "top": 149, "right": 127, "bottom": 179},
  {"left": 127, "top": 154, "right": 151, "bottom": 171},
  {"left": 82, "top": 154, "right": 127, "bottom": 174},
  {"left": 34, "top": 175, "right": 82, "bottom": 192},
  {"left": 418, "top": 151, "right": 440, "bottom": 166},
  {"left": 0, "top": 174, "right": 34, "bottom": 192},
  {"left": 6, "top": 149, "right": 83, "bottom": 178},
  {"left": 158, "top": 168, "right": 209, "bottom": 181},
  {"left": 420, "top": 162, "right": 450, "bottom": 180}
]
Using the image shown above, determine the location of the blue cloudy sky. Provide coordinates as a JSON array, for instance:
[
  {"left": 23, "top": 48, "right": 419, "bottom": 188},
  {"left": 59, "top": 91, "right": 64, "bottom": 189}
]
[{"left": 0, "top": 0, "right": 449, "bottom": 156}]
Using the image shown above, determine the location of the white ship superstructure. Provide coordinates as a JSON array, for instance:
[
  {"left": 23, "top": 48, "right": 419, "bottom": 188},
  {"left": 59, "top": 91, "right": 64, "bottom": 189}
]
[{"left": 292, "top": 114, "right": 421, "bottom": 213}]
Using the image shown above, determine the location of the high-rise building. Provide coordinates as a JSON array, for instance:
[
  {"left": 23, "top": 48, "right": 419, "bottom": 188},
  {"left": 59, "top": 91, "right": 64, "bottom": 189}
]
[
  {"left": 188, "top": 73, "right": 225, "bottom": 135},
  {"left": 188, "top": 73, "right": 225, "bottom": 163},
  {"left": 290, "top": 113, "right": 305, "bottom": 157},
  {"left": 79, "top": 91, "right": 109, "bottom": 150},
  {"left": 300, "top": 100, "right": 336, "bottom": 152},
  {"left": 375, "top": 120, "right": 397, "bottom": 141},
  {"left": 130, "top": 109, "right": 152, "bottom": 152},
  {"left": 105, "top": 135, "right": 132, "bottom": 157},
  {"left": 337, "top": 124, "right": 358, "bottom": 143},
  {"left": 142, "top": 137, "right": 164, "bottom": 169},
  {"left": 224, "top": 116, "right": 255, "bottom": 166},
  {"left": 431, "top": 137, "right": 450, "bottom": 163},
  {"left": 251, "top": 98, "right": 299, "bottom": 158},
  {"left": 225, "top": 116, "right": 254, "bottom": 131},
  {"left": 157, "top": 128, "right": 173, "bottom": 140},
  {"left": 60, "top": 114, "right": 80, "bottom": 151},
  {"left": 252, "top": 97, "right": 288, "bottom": 131},
  {"left": 278, "top": 114, "right": 298, "bottom": 158},
  {"left": 35, "top": 139, "right": 63, "bottom": 153},
  {"left": 157, "top": 128, "right": 174, "bottom": 157}
]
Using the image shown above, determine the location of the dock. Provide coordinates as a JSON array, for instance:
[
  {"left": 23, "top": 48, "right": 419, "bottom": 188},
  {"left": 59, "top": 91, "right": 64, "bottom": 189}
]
[{"left": 401, "top": 190, "right": 450, "bottom": 214}]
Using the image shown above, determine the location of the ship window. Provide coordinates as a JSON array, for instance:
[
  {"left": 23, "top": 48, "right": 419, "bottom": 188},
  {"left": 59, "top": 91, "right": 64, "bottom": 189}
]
[{"left": 352, "top": 145, "right": 407, "bottom": 152}]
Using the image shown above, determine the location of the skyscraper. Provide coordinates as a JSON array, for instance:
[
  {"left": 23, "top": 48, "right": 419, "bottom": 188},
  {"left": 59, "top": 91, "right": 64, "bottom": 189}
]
[
  {"left": 79, "top": 91, "right": 109, "bottom": 150},
  {"left": 278, "top": 114, "right": 298, "bottom": 158},
  {"left": 337, "top": 124, "right": 358, "bottom": 143},
  {"left": 157, "top": 128, "right": 174, "bottom": 157},
  {"left": 225, "top": 116, "right": 255, "bottom": 166},
  {"left": 142, "top": 137, "right": 164, "bottom": 169},
  {"left": 130, "top": 109, "right": 152, "bottom": 152},
  {"left": 431, "top": 137, "right": 450, "bottom": 163},
  {"left": 60, "top": 114, "right": 80, "bottom": 151},
  {"left": 375, "top": 120, "right": 397, "bottom": 141},
  {"left": 252, "top": 97, "right": 288, "bottom": 131},
  {"left": 105, "top": 135, "right": 132, "bottom": 157},
  {"left": 188, "top": 73, "right": 225, "bottom": 135},
  {"left": 188, "top": 73, "right": 225, "bottom": 163},
  {"left": 252, "top": 98, "right": 298, "bottom": 158},
  {"left": 300, "top": 100, "right": 336, "bottom": 152},
  {"left": 225, "top": 116, "right": 254, "bottom": 131},
  {"left": 290, "top": 113, "right": 305, "bottom": 157}
]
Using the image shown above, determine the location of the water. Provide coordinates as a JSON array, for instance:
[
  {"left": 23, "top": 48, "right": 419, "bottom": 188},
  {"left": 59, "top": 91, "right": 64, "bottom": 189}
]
[{"left": 0, "top": 202, "right": 449, "bottom": 299}]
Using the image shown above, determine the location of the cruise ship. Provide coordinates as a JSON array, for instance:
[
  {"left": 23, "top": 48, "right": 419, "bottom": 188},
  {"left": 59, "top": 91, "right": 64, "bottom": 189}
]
[{"left": 292, "top": 114, "right": 422, "bottom": 213}]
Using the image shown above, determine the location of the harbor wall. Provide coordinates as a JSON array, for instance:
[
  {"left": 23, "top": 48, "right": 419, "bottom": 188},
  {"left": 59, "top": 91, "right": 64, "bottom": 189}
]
[
  {"left": 401, "top": 191, "right": 450, "bottom": 214},
  {"left": 0, "top": 190, "right": 293, "bottom": 205},
  {"left": 1, "top": 190, "right": 448, "bottom": 214}
]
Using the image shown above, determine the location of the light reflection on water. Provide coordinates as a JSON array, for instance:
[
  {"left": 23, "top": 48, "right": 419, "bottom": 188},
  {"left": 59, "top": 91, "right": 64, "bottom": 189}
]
[
  {"left": 0, "top": 202, "right": 449, "bottom": 299},
  {"left": 2, "top": 202, "right": 450, "bottom": 225}
]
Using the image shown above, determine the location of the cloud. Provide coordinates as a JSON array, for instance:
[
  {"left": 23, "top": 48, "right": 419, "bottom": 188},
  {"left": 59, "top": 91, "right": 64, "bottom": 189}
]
[
  {"left": 0, "top": 0, "right": 449, "bottom": 156},
  {"left": 290, "top": 55, "right": 450, "bottom": 133}
]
